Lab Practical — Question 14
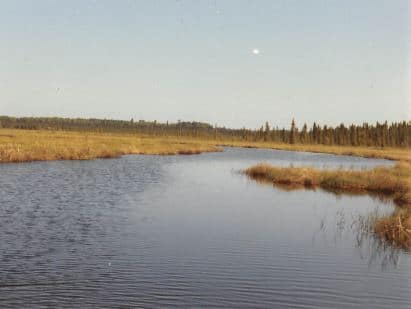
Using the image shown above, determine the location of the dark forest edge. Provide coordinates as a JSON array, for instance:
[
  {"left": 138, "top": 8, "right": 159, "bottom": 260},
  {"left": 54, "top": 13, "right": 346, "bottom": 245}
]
[{"left": 1, "top": 116, "right": 410, "bottom": 148}]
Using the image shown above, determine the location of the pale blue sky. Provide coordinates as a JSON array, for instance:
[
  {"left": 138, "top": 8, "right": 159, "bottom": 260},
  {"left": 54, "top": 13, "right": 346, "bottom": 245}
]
[{"left": 0, "top": 0, "right": 409, "bottom": 128}]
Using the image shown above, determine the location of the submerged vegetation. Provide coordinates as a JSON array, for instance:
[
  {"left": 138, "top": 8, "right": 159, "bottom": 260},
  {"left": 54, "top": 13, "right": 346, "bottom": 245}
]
[{"left": 245, "top": 162, "right": 411, "bottom": 250}]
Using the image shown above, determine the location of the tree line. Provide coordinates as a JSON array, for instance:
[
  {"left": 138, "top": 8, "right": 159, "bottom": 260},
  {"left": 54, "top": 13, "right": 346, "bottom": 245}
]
[{"left": 0, "top": 116, "right": 409, "bottom": 147}]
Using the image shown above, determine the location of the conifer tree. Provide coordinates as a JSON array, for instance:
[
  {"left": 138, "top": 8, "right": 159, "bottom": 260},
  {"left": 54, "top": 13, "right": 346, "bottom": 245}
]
[{"left": 289, "top": 119, "right": 296, "bottom": 144}]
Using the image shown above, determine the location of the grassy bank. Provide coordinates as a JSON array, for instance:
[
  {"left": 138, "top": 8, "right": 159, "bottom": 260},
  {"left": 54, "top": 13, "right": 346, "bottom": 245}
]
[
  {"left": 245, "top": 162, "right": 411, "bottom": 250},
  {"left": 0, "top": 129, "right": 221, "bottom": 163}
]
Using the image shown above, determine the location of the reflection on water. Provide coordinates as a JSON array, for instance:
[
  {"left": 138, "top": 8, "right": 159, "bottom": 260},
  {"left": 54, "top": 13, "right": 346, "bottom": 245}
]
[{"left": 0, "top": 148, "right": 409, "bottom": 308}]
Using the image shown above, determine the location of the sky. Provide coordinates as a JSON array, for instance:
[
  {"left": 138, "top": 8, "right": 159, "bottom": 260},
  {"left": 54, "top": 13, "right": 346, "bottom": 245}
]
[{"left": 0, "top": 0, "right": 409, "bottom": 129}]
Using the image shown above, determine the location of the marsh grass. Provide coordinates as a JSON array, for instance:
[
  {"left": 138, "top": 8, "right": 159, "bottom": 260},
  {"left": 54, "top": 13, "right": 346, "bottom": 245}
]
[
  {"left": 245, "top": 162, "right": 411, "bottom": 250},
  {"left": 245, "top": 163, "right": 409, "bottom": 201},
  {"left": 373, "top": 208, "right": 411, "bottom": 250},
  {"left": 0, "top": 129, "right": 221, "bottom": 163}
]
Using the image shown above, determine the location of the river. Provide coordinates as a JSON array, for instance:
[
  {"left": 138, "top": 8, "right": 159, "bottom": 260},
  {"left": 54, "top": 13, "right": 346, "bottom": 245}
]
[{"left": 0, "top": 147, "right": 409, "bottom": 308}]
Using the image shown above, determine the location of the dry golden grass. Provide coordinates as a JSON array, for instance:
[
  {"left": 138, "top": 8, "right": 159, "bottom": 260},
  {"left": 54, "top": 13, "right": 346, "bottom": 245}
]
[
  {"left": 245, "top": 163, "right": 409, "bottom": 197},
  {"left": 0, "top": 129, "right": 221, "bottom": 163},
  {"left": 374, "top": 208, "right": 411, "bottom": 250},
  {"left": 245, "top": 162, "right": 411, "bottom": 250}
]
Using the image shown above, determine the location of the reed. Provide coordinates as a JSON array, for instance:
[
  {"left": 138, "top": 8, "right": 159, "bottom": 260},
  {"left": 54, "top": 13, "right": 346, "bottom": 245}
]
[{"left": 374, "top": 208, "right": 411, "bottom": 250}]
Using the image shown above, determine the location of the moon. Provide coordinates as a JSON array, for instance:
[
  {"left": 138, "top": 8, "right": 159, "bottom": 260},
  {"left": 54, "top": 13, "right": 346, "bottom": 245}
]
[{"left": 252, "top": 48, "right": 260, "bottom": 55}]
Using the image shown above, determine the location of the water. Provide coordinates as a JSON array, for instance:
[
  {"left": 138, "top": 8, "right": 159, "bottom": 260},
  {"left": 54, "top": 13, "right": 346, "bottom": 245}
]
[{"left": 0, "top": 148, "right": 409, "bottom": 308}]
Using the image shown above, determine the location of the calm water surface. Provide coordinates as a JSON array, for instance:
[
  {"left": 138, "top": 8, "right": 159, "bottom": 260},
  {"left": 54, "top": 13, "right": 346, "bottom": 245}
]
[{"left": 0, "top": 148, "right": 409, "bottom": 308}]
